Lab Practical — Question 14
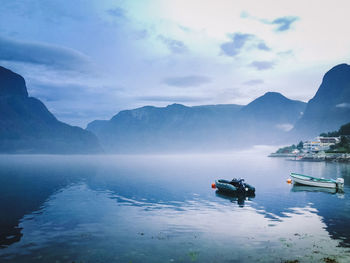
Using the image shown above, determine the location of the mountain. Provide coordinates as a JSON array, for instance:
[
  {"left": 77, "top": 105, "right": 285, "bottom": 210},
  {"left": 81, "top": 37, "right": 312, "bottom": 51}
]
[
  {"left": 293, "top": 63, "right": 350, "bottom": 139},
  {"left": 0, "top": 66, "right": 102, "bottom": 153},
  {"left": 236, "top": 92, "right": 306, "bottom": 144},
  {"left": 87, "top": 103, "right": 243, "bottom": 152},
  {"left": 87, "top": 93, "right": 306, "bottom": 153},
  {"left": 241, "top": 92, "right": 305, "bottom": 123}
]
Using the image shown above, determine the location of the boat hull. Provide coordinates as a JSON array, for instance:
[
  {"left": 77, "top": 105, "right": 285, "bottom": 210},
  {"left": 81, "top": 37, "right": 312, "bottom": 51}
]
[
  {"left": 290, "top": 173, "right": 337, "bottom": 188},
  {"left": 215, "top": 180, "right": 238, "bottom": 192},
  {"left": 215, "top": 180, "right": 255, "bottom": 194}
]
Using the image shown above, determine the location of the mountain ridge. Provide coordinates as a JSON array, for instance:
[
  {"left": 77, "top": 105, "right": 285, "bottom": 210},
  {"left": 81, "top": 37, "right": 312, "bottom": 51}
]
[
  {"left": 2, "top": 62, "right": 350, "bottom": 153},
  {"left": 0, "top": 66, "right": 28, "bottom": 97},
  {"left": 0, "top": 66, "right": 102, "bottom": 153},
  {"left": 87, "top": 92, "right": 306, "bottom": 152},
  {"left": 293, "top": 63, "right": 350, "bottom": 139}
]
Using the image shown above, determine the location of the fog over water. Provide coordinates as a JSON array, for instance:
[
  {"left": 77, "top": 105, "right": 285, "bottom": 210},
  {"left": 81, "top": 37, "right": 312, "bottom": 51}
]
[
  {"left": 1, "top": 147, "right": 350, "bottom": 262},
  {"left": 1, "top": 1, "right": 350, "bottom": 262}
]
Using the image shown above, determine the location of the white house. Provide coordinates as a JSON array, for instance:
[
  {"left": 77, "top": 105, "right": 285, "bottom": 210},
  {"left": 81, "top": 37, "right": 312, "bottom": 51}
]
[{"left": 303, "top": 136, "right": 340, "bottom": 152}]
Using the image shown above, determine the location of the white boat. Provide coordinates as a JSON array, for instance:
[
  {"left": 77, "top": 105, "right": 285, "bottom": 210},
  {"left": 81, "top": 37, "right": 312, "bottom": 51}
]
[{"left": 290, "top": 172, "right": 344, "bottom": 189}]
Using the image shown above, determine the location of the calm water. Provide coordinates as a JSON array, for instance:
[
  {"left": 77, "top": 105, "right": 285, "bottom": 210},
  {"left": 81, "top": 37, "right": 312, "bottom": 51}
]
[{"left": 1, "top": 147, "right": 350, "bottom": 263}]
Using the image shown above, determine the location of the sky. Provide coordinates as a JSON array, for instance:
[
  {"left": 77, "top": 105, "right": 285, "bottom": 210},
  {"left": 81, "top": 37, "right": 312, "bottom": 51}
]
[{"left": 0, "top": 0, "right": 350, "bottom": 127}]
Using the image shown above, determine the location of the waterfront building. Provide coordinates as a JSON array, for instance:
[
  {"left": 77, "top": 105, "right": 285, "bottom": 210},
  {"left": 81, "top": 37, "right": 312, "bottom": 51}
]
[
  {"left": 317, "top": 136, "right": 340, "bottom": 144},
  {"left": 303, "top": 140, "right": 322, "bottom": 152},
  {"left": 303, "top": 136, "right": 340, "bottom": 152}
]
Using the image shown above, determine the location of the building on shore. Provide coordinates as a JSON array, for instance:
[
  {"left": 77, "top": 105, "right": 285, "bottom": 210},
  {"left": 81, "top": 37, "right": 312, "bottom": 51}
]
[
  {"left": 318, "top": 136, "right": 340, "bottom": 144},
  {"left": 303, "top": 136, "right": 340, "bottom": 152}
]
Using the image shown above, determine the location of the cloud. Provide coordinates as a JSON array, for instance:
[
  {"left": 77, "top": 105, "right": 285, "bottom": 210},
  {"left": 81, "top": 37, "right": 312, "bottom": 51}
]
[
  {"left": 336, "top": 103, "right": 350, "bottom": 108},
  {"left": 137, "top": 95, "right": 209, "bottom": 103},
  {"left": 178, "top": 25, "right": 191, "bottom": 32},
  {"left": 240, "top": 11, "right": 250, "bottom": 19},
  {"left": 257, "top": 42, "right": 270, "bottom": 51},
  {"left": 249, "top": 61, "right": 275, "bottom": 70},
  {"left": 241, "top": 13, "right": 298, "bottom": 32},
  {"left": 158, "top": 35, "right": 188, "bottom": 54},
  {"left": 0, "top": 36, "right": 89, "bottom": 70},
  {"left": 25, "top": 76, "right": 127, "bottom": 127},
  {"left": 133, "top": 29, "right": 149, "bottom": 40},
  {"left": 220, "top": 33, "right": 253, "bottom": 57},
  {"left": 272, "top": 16, "right": 299, "bottom": 32},
  {"left": 243, "top": 79, "right": 264, "bottom": 86},
  {"left": 106, "top": 7, "right": 125, "bottom": 18},
  {"left": 220, "top": 33, "right": 270, "bottom": 57},
  {"left": 162, "top": 75, "right": 211, "bottom": 87},
  {"left": 277, "top": 50, "right": 294, "bottom": 57},
  {"left": 30, "top": 81, "right": 88, "bottom": 102},
  {"left": 276, "top": 123, "right": 294, "bottom": 132}
]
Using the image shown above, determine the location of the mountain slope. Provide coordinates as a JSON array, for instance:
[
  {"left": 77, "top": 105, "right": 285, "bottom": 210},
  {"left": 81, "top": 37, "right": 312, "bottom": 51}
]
[
  {"left": 0, "top": 66, "right": 102, "bottom": 153},
  {"left": 241, "top": 92, "right": 305, "bottom": 123},
  {"left": 87, "top": 103, "right": 244, "bottom": 152},
  {"left": 236, "top": 92, "right": 306, "bottom": 144},
  {"left": 293, "top": 63, "right": 350, "bottom": 138},
  {"left": 87, "top": 93, "right": 306, "bottom": 152}
]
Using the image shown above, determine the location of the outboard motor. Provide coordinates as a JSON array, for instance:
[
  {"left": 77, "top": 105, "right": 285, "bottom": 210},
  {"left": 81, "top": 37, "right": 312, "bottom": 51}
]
[
  {"left": 237, "top": 178, "right": 246, "bottom": 193},
  {"left": 336, "top": 178, "right": 344, "bottom": 189}
]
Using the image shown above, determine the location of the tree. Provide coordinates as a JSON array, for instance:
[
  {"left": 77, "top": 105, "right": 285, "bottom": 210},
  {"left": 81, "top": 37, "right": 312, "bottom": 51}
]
[
  {"left": 339, "top": 122, "right": 350, "bottom": 135},
  {"left": 297, "top": 141, "right": 303, "bottom": 149},
  {"left": 339, "top": 136, "right": 349, "bottom": 147},
  {"left": 319, "top": 131, "right": 339, "bottom": 137}
]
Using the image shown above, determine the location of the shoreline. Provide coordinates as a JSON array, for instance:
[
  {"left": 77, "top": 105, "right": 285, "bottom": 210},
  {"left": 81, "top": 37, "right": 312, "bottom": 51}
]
[{"left": 269, "top": 152, "right": 350, "bottom": 163}]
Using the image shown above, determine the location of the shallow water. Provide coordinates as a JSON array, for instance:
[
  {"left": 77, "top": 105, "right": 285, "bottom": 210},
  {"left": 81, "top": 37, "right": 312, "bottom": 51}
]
[{"left": 1, "top": 148, "right": 350, "bottom": 262}]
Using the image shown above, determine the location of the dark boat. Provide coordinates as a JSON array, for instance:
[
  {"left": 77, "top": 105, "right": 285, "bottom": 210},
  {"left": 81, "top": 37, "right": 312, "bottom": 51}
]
[{"left": 215, "top": 178, "right": 255, "bottom": 194}]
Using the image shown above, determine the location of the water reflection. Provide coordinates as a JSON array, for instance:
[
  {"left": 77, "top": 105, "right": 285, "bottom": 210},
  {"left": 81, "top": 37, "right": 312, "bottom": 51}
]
[
  {"left": 0, "top": 155, "right": 96, "bottom": 249},
  {"left": 1, "top": 182, "right": 349, "bottom": 262},
  {"left": 291, "top": 185, "right": 340, "bottom": 194},
  {"left": 0, "top": 153, "right": 350, "bottom": 262},
  {"left": 215, "top": 190, "right": 255, "bottom": 207}
]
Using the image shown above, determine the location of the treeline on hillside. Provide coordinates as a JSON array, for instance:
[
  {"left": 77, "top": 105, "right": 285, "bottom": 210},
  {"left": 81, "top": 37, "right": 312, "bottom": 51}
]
[
  {"left": 322, "top": 122, "right": 350, "bottom": 153},
  {"left": 327, "top": 136, "right": 350, "bottom": 153},
  {"left": 276, "top": 141, "right": 303, "bottom": 154},
  {"left": 320, "top": 122, "right": 350, "bottom": 137},
  {"left": 274, "top": 122, "right": 350, "bottom": 154}
]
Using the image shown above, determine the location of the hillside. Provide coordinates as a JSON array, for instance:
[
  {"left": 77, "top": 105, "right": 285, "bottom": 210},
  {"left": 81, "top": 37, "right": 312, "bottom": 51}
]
[
  {"left": 87, "top": 93, "right": 306, "bottom": 152},
  {"left": 0, "top": 66, "right": 102, "bottom": 153},
  {"left": 293, "top": 64, "right": 350, "bottom": 139}
]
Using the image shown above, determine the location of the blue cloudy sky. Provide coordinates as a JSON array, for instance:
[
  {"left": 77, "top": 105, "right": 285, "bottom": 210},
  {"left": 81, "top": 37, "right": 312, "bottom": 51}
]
[{"left": 1, "top": 0, "right": 350, "bottom": 127}]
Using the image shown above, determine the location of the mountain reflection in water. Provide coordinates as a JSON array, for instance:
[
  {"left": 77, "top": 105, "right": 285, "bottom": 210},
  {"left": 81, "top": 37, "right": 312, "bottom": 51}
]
[{"left": 0, "top": 151, "right": 350, "bottom": 262}]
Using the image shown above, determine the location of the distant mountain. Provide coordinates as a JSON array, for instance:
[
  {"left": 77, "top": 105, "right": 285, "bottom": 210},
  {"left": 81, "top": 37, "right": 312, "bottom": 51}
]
[
  {"left": 241, "top": 92, "right": 305, "bottom": 123},
  {"left": 0, "top": 66, "right": 101, "bottom": 153},
  {"left": 237, "top": 92, "right": 306, "bottom": 144},
  {"left": 87, "top": 103, "right": 243, "bottom": 152},
  {"left": 87, "top": 93, "right": 306, "bottom": 153},
  {"left": 293, "top": 64, "right": 350, "bottom": 139}
]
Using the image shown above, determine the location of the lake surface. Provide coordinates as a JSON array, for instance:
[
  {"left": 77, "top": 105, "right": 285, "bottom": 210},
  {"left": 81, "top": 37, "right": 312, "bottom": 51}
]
[{"left": 1, "top": 147, "right": 350, "bottom": 263}]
